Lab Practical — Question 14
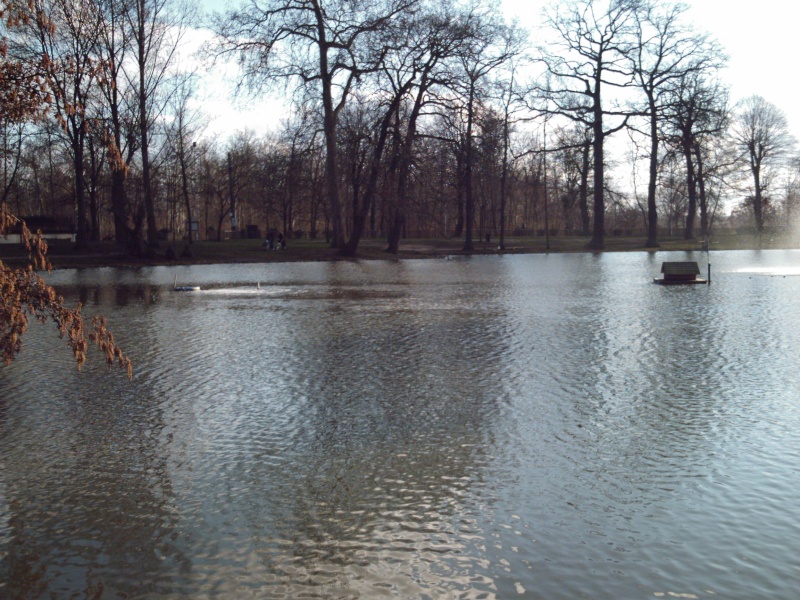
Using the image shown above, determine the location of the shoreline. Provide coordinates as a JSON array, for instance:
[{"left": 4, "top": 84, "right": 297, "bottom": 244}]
[{"left": 2, "top": 232, "right": 799, "bottom": 271}]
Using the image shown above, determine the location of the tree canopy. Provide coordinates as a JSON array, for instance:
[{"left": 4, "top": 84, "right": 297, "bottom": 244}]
[
  {"left": 1, "top": 0, "right": 131, "bottom": 375},
  {"left": 2, "top": 0, "right": 798, "bottom": 264},
  {"left": 0, "top": 203, "right": 132, "bottom": 375}
]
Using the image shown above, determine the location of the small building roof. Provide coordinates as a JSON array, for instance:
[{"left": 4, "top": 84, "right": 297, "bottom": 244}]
[{"left": 661, "top": 261, "right": 700, "bottom": 275}]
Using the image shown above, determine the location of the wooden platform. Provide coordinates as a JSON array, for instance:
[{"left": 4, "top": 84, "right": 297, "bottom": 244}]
[
  {"left": 653, "top": 277, "right": 707, "bottom": 285},
  {"left": 654, "top": 261, "right": 708, "bottom": 285}
]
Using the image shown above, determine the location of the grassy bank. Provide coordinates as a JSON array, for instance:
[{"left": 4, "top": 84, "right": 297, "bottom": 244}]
[{"left": 2, "top": 231, "right": 799, "bottom": 270}]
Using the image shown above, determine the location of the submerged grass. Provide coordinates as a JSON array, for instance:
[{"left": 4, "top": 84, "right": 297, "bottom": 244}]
[{"left": 2, "top": 231, "right": 799, "bottom": 270}]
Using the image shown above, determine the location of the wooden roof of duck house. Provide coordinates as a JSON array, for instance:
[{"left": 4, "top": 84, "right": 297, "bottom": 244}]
[
  {"left": 657, "top": 261, "right": 704, "bottom": 284},
  {"left": 662, "top": 261, "right": 699, "bottom": 279}
]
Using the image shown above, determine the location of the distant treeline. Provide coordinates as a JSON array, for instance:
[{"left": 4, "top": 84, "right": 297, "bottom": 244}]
[{"left": 2, "top": 0, "right": 798, "bottom": 256}]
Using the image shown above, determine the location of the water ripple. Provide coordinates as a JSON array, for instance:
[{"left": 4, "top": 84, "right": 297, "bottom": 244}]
[{"left": 3, "top": 251, "right": 800, "bottom": 598}]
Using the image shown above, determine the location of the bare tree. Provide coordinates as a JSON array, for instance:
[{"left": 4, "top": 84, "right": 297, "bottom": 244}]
[
  {"left": 552, "top": 123, "right": 591, "bottom": 234},
  {"left": 0, "top": 1, "right": 130, "bottom": 376},
  {"left": 211, "top": 0, "right": 417, "bottom": 251},
  {"left": 730, "top": 95, "right": 795, "bottom": 233},
  {"left": 656, "top": 151, "right": 687, "bottom": 235},
  {"left": 276, "top": 112, "right": 317, "bottom": 239},
  {"left": 96, "top": 0, "right": 140, "bottom": 246},
  {"left": 384, "top": 2, "right": 470, "bottom": 254},
  {"left": 449, "top": 4, "right": 523, "bottom": 251},
  {"left": 337, "top": 96, "right": 374, "bottom": 248},
  {"left": 0, "top": 2, "right": 51, "bottom": 125},
  {"left": 492, "top": 58, "right": 529, "bottom": 250},
  {"left": 126, "top": 0, "right": 189, "bottom": 251},
  {"left": 784, "top": 156, "right": 800, "bottom": 228},
  {"left": 1, "top": 122, "right": 25, "bottom": 206},
  {"left": 694, "top": 139, "right": 731, "bottom": 237},
  {"left": 165, "top": 75, "right": 205, "bottom": 244},
  {"left": 662, "top": 71, "right": 728, "bottom": 239},
  {"left": 629, "top": 0, "right": 723, "bottom": 247},
  {"left": 276, "top": 109, "right": 324, "bottom": 239},
  {"left": 22, "top": 0, "right": 105, "bottom": 249},
  {"left": 541, "top": 0, "right": 640, "bottom": 250}
]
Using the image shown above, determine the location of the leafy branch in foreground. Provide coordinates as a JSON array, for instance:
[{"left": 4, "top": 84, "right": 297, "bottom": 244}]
[{"left": 1, "top": 203, "right": 132, "bottom": 377}]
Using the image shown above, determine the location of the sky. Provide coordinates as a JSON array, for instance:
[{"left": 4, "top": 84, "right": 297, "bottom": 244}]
[{"left": 195, "top": 0, "right": 800, "bottom": 141}]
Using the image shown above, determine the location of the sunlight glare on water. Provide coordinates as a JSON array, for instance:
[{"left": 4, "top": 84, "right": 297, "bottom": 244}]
[{"left": 731, "top": 266, "right": 800, "bottom": 276}]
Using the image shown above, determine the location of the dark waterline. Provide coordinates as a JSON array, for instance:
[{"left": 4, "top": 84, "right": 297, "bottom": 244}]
[{"left": 2, "top": 250, "right": 799, "bottom": 598}]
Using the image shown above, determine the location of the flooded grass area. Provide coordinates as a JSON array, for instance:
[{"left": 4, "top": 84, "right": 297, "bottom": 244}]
[
  {"left": 3, "top": 231, "right": 800, "bottom": 270},
  {"left": 1, "top": 250, "right": 799, "bottom": 598}
]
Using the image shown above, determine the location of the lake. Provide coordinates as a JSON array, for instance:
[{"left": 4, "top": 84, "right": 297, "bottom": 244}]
[{"left": 1, "top": 250, "right": 799, "bottom": 598}]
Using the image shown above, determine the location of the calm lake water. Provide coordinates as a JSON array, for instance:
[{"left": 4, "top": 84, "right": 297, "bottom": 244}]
[{"left": 2, "top": 250, "right": 799, "bottom": 598}]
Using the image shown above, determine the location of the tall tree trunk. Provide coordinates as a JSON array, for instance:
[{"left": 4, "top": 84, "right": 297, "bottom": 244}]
[
  {"left": 462, "top": 82, "right": 476, "bottom": 252},
  {"left": 579, "top": 136, "right": 590, "bottom": 236},
  {"left": 453, "top": 149, "right": 465, "bottom": 238},
  {"left": 107, "top": 44, "right": 129, "bottom": 245},
  {"left": 694, "top": 143, "right": 709, "bottom": 238},
  {"left": 753, "top": 170, "right": 764, "bottom": 232},
  {"left": 343, "top": 97, "right": 401, "bottom": 257},
  {"left": 107, "top": 79, "right": 130, "bottom": 244},
  {"left": 227, "top": 152, "right": 236, "bottom": 238},
  {"left": 286, "top": 147, "right": 297, "bottom": 239},
  {"left": 322, "top": 102, "right": 344, "bottom": 248},
  {"left": 137, "top": 3, "right": 158, "bottom": 250},
  {"left": 587, "top": 102, "right": 605, "bottom": 250},
  {"left": 111, "top": 169, "right": 129, "bottom": 244},
  {"left": 180, "top": 147, "right": 193, "bottom": 244},
  {"left": 387, "top": 83, "right": 425, "bottom": 254},
  {"left": 645, "top": 100, "right": 659, "bottom": 247},
  {"left": 543, "top": 146, "right": 550, "bottom": 251},
  {"left": 73, "top": 127, "right": 88, "bottom": 250},
  {"left": 499, "top": 108, "right": 510, "bottom": 251},
  {"left": 683, "top": 140, "right": 697, "bottom": 240},
  {"left": 347, "top": 143, "right": 363, "bottom": 246},
  {"left": 385, "top": 142, "right": 403, "bottom": 254},
  {"left": 314, "top": 3, "right": 345, "bottom": 250},
  {"left": 88, "top": 152, "right": 101, "bottom": 241},
  {"left": 46, "top": 137, "right": 56, "bottom": 215}
]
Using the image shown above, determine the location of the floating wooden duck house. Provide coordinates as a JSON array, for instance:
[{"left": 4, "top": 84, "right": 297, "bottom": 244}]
[{"left": 654, "top": 261, "right": 707, "bottom": 285}]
